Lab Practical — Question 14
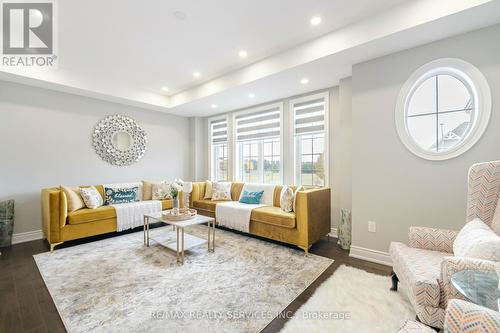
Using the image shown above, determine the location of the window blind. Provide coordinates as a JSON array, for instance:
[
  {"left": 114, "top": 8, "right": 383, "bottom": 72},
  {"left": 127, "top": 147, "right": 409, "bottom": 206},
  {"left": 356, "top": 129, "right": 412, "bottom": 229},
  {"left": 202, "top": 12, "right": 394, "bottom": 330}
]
[
  {"left": 210, "top": 118, "right": 227, "bottom": 144},
  {"left": 235, "top": 106, "right": 280, "bottom": 141},
  {"left": 294, "top": 98, "right": 325, "bottom": 135}
]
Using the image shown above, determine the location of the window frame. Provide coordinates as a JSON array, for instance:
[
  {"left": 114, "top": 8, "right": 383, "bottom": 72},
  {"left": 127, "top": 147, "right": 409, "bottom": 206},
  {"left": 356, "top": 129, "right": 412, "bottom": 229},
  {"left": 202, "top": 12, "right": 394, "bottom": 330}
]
[
  {"left": 395, "top": 58, "right": 491, "bottom": 161},
  {"left": 290, "top": 91, "right": 330, "bottom": 187},
  {"left": 233, "top": 102, "right": 284, "bottom": 184},
  {"left": 208, "top": 115, "right": 230, "bottom": 181}
]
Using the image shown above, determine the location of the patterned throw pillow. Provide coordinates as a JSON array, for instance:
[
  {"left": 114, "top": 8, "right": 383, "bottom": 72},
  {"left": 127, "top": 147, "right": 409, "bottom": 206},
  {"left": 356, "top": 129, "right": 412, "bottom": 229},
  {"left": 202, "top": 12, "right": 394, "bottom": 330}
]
[
  {"left": 152, "top": 182, "right": 173, "bottom": 200},
  {"left": 211, "top": 182, "right": 232, "bottom": 201},
  {"left": 280, "top": 186, "right": 294, "bottom": 212},
  {"left": 104, "top": 187, "right": 139, "bottom": 205},
  {"left": 239, "top": 190, "right": 264, "bottom": 204},
  {"left": 79, "top": 186, "right": 103, "bottom": 209}
]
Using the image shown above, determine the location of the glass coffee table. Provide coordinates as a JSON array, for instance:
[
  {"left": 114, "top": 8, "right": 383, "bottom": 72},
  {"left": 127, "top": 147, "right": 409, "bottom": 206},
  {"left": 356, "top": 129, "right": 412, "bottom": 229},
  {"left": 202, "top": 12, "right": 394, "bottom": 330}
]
[
  {"left": 451, "top": 269, "right": 500, "bottom": 311},
  {"left": 143, "top": 212, "right": 215, "bottom": 264}
]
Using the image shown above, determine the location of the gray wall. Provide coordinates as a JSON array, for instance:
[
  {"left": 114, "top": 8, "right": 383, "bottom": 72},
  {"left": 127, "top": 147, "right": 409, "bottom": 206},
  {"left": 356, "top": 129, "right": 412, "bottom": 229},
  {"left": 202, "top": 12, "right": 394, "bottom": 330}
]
[
  {"left": 351, "top": 24, "right": 500, "bottom": 253},
  {"left": 331, "top": 78, "right": 352, "bottom": 230},
  {"left": 0, "top": 81, "right": 191, "bottom": 234}
]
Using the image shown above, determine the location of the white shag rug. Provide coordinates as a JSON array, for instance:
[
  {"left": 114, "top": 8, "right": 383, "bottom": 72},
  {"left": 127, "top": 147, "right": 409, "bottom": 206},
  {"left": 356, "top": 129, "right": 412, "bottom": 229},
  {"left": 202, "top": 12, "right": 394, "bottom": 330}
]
[
  {"left": 34, "top": 225, "right": 332, "bottom": 333},
  {"left": 280, "top": 265, "right": 416, "bottom": 333}
]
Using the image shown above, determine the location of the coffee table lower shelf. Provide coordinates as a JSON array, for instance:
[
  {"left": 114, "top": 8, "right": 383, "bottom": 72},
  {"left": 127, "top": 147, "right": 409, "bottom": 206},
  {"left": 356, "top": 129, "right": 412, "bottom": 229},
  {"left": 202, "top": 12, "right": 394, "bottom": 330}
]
[
  {"left": 143, "top": 212, "right": 216, "bottom": 264},
  {"left": 150, "top": 231, "right": 207, "bottom": 252}
]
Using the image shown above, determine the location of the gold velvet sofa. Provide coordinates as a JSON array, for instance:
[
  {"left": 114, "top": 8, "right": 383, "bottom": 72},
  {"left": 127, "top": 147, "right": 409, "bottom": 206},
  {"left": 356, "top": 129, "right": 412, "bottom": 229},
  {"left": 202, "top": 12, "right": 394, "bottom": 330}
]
[
  {"left": 190, "top": 182, "right": 331, "bottom": 253},
  {"left": 41, "top": 185, "right": 182, "bottom": 251}
]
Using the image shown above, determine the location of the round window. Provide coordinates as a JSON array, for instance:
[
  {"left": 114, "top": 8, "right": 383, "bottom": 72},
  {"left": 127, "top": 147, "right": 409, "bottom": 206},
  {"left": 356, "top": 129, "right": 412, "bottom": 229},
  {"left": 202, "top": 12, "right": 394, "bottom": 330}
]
[{"left": 396, "top": 59, "right": 491, "bottom": 161}]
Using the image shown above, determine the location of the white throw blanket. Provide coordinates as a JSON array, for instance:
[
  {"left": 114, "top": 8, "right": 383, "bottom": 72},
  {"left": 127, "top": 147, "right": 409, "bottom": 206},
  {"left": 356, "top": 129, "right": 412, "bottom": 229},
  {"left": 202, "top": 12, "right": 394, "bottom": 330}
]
[
  {"left": 215, "top": 201, "right": 266, "bottom": 233},
  {"left": 112, "top": 200, "right": 162, "bottom": 232}
]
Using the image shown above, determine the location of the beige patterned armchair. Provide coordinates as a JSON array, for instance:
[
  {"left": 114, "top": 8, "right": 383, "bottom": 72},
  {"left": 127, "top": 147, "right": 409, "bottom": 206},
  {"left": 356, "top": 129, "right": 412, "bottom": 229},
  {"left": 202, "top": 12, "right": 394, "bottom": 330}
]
[
  {"left": 397, "top": 299, "right": 500, "bottom": 332},
  {"left": 389, "top": 161, "right": 500, "bottom": 329}
]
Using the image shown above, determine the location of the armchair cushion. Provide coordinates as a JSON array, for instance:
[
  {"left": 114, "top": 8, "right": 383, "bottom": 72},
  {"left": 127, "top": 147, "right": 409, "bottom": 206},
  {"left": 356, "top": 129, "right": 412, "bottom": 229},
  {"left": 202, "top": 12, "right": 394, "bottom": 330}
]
[
  {"left": 440, "top": 256, "right": 496, "bottom": 307},
  {"left": 444, "top": 299, "right": 500, "bottom": 333},
  {"left": 409, "top": 226, "right": 457, "bottom": 253},
  {"left": 453, "top": 219, "right": 500, "bottom": 261}
]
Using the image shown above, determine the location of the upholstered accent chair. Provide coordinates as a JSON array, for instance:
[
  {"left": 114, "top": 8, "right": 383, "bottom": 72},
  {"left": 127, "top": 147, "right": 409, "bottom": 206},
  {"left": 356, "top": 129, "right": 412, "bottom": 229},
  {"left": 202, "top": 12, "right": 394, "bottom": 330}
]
[
  {"left": 396, "top": 299, "right": 500, "bottom": 333},
  {"left": 390, "top": 161, "right": 500, "bottom": 329}
]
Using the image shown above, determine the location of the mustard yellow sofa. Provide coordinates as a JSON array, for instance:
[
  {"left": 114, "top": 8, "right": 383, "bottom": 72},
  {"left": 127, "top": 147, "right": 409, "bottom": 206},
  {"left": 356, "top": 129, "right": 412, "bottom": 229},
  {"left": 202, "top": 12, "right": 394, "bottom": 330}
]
[
  {"left": 41, "top": 185, "right": 182, "bottom": 251},
  {"left": 190, "top": 182, "right": 331, "bottom": 253}
]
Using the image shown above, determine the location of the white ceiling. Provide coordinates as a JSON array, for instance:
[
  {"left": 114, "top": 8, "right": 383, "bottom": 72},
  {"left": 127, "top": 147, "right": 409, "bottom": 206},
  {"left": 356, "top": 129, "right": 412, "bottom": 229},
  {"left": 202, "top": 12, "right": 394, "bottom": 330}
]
[{"left": 1, "top": 0, "right": 500, "bottom": 117}]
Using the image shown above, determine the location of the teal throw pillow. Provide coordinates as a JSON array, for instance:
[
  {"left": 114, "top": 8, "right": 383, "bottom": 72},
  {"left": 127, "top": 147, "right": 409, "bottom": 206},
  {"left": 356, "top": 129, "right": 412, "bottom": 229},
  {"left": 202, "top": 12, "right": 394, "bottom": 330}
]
[
  {"left": 104, "top": 187, "right": 139, "bottom": 205},
  {"left": 239, "top": 190, "right": 264, "bottom": 204}
]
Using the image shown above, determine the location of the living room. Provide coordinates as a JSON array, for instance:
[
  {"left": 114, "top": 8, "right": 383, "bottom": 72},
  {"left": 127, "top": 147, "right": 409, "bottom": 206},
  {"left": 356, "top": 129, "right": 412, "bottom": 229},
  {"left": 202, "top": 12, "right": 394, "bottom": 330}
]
[{"left": 1, "top": 1, "right": 499, "bottom": 332}]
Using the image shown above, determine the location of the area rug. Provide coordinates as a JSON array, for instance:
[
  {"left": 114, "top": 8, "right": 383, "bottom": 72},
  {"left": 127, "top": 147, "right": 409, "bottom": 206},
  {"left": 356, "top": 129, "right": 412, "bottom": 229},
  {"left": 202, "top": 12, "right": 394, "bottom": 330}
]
[
  {"left": 34, "top": 225, "right": 332, "bottom": 333},
  {"left": 280, "top": 265, "right": 416, "bottom": 333}
]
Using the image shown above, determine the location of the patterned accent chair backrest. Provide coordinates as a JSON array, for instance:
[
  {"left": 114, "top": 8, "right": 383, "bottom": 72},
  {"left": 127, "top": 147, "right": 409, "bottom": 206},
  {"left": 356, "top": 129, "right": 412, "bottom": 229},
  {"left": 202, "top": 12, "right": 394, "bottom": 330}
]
[{"left": 466, "top": 161, "right": 500, "bottom": 227}]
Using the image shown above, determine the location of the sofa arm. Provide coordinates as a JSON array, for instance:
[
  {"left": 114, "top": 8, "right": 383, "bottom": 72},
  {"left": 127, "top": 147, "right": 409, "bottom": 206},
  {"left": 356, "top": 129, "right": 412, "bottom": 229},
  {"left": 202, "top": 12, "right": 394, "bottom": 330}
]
[
  {"left": 408, "top": 226, "right": 458, "bottom": 253},
  {"left": 440, "top": 256, "right": 496, "bottom": 307},
  {"left": 444, "top": 299, "right": 500, "bottom": 333},
  {"left": 41, "top": 188, "right": 67, "bottom": 244},
  {"left": 295, "top": 187, "right": 331, "bottom": 250}
]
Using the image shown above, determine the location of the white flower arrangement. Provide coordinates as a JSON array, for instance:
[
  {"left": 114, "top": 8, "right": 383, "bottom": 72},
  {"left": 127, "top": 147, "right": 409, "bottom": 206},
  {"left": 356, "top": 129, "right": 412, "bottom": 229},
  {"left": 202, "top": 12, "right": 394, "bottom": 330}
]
[{"left": 170, "top": 179, "right": 184, "bottom": 198}]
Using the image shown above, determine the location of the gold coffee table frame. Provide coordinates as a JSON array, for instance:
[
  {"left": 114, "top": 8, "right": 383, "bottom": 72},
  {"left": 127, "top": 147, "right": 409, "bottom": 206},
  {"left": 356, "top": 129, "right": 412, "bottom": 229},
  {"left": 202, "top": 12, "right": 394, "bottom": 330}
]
[{"left": 143, "top": 212, "right": 215, "bottom": 264}]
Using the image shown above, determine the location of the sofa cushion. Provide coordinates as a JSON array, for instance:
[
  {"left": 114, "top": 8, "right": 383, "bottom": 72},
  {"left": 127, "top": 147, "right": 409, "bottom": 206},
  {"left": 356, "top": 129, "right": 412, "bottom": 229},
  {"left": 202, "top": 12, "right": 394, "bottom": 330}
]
[
  {"left": 390, "top": 242, "right": 449, "bottom": 308},
  {"left": 250, "top": 206, "right": 296, "bottom": 228},
  {"left": 193, "top": 199, "right": 225, "bottom": 213},
  {"left": 204, "top": 180, "right": 213, "bottom": 199},
  {"left": 68, "top": 205, "right": 116, "bottom": 225},
  {"left": 60, "top": 185, "right": 85, "bottom": 212}
]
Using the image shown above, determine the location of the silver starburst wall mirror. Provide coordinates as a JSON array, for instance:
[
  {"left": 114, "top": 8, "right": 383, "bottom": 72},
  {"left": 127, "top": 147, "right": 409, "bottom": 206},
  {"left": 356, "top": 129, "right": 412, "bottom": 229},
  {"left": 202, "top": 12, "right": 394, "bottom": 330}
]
[{"left": 92, "top": 115, "right": 147, "bottom": 166}]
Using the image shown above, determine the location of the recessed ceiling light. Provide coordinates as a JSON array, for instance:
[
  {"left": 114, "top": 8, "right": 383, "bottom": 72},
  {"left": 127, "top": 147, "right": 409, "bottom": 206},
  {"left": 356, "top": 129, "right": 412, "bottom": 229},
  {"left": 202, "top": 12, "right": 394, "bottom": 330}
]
[
  {"left": 300, "top": 78, "right": 309, "bottom": 84},
  {"left": 310, "top": 16, "right": 322, "bottom": 26},
  {"left": 248, "top": 93, "right": 255, "bottom": 98},
  {"left": 161, "top": 86, "right": 169, "bottom": 92},
  {"left": 238, "top": 50, "right": 248, "bottom": 58},
  {"left": 192, "top": 72, "right": 201, "bottom": 78},
  {"left": 211, "top": 104, "right": 218, "bottom": 109}
]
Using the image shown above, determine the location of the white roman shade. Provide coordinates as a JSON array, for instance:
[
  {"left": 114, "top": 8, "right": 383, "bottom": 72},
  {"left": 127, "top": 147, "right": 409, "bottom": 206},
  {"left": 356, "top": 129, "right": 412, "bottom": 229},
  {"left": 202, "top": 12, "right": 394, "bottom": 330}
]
[
  {"left": 294, "top": 98, "right": 325, "bottom": 135},
  {"left": 235, "top": 105, "right": 281, "bottom": 141},
  {"left": 210, "top": 118, "right": 228, "bottom": 144}
]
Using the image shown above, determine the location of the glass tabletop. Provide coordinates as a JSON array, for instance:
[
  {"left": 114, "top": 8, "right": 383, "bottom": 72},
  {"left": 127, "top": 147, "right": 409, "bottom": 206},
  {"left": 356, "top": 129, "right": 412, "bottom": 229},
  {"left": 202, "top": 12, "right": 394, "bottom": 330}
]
[{"left": 451, "top": 269, "right": 500, "bottom": 311}]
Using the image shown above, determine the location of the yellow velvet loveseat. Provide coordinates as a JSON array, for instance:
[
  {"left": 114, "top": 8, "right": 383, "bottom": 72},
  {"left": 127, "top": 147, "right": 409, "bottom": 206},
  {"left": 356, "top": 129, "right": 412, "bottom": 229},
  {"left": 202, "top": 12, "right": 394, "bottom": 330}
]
[
  {"left": 190, "top": 182, "right": 331, "bottom": 253},
  {"left": 41, "top": 184, "right": 182, "bottom": 251}
]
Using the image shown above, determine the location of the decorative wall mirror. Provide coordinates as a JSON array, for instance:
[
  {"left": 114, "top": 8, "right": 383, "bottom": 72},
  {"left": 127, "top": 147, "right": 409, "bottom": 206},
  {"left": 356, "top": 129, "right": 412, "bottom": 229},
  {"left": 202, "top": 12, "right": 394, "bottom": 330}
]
[{"left": 92, "top": 115, "right": 147, "bottom": 166}]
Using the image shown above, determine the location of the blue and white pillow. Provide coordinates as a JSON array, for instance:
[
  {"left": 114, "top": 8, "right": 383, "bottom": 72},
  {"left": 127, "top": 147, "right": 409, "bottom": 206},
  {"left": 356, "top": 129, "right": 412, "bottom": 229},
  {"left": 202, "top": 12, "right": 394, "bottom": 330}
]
[
  {"left": 104, "top": 187, "right": 139, "bottom": 205},
  {"left": 239, "top": 190, "right": 264, "bottom": 204}
]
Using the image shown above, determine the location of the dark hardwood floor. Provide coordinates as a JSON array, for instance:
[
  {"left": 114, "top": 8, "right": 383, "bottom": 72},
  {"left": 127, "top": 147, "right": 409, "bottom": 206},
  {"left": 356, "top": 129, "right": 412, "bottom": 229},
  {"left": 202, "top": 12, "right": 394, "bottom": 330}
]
[{"left": 0, "top": 230, "right": 391, "bottom": 333}]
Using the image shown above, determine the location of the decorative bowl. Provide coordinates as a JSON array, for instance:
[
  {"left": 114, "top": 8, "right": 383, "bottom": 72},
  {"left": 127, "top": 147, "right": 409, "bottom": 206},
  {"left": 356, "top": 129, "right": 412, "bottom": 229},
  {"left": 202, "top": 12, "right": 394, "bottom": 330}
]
[{"left": 162, "top": 208, "right": 197, "bottom": 221}]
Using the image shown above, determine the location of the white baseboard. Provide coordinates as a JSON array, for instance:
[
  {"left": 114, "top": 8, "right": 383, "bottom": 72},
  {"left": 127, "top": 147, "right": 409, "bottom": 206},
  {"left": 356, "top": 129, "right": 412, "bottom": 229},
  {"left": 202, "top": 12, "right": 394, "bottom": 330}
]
[
  {"left": 349, "top": 245, "right": 392, "bottom": 266},
  {"left": 328, "top": 227, "right": 338, "bottom": 238},
  {"left": 12, "top": 230, "right": 44, "bottom": 244}
]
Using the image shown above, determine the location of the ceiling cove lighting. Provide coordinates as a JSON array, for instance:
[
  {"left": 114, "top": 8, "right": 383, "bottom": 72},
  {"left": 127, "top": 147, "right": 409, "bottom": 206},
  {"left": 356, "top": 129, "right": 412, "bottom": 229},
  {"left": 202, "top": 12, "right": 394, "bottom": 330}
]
[
  {"left": 310, "top": 16, "right": 322, "bottom": 26},
  {"left": 211, "top": 104, "right": 217, "bottom": 109},
  {"left": 248, "top": 93, "right": 255, "bottom": 98},
  {"left": 161, "top": 86, "right": 169, "bottom": 92},
  {"left": 192, "top": 72, "right": 201, "bottom": 78},
  {"left": 238, "top": 50, "right": 248, "bottom": 58},
  {"left": 300, "top": 78, "right": 309, "bottom": 84}
]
